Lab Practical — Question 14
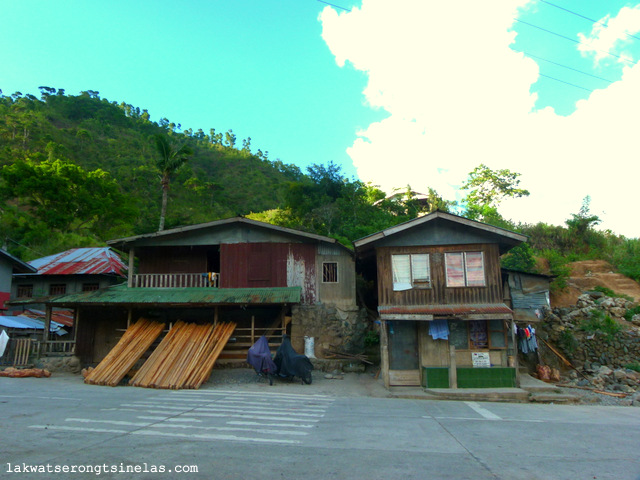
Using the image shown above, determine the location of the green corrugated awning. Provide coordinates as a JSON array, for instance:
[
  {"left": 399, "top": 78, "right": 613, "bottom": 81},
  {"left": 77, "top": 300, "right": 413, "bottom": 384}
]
[{"left": 45, "top": 284, "right": 302, "bottom": 307}]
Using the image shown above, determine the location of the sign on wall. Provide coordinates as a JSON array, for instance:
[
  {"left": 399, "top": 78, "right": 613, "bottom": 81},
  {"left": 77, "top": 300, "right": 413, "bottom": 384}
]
[{"left": 471, "top": 351, "right": 491, "bottom": 368}]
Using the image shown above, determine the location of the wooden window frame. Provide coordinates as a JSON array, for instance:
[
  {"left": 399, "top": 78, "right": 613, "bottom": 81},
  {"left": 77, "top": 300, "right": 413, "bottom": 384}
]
[
  {"left": 392, "top": 253, "right": 431, "bottom": 291},
  {"left": 445, "top": 251, "right": 486, "bottom": 288},
  {"left": 322, "top": 262, "right": 338, "bottom": 283},
  {"left": 49, "top": 284, "right": 67, "bottom": 296},
  {"left": 17, "top": 284, "right": 33, "bottom": 298},
  {"left": 82, "top": 283, "right": 100, "bottom": 292},
  {"left": 448, "top": 319, "right": 507, "bottom": 350}
]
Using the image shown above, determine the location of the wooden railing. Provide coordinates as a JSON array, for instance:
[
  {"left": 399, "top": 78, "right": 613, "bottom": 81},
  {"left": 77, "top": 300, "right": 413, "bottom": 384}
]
[
  {"left": 131, "top": 273, "right": 219, "bottom": 288},
  {"left": 40, "top": 340, "right": 76, "bottom": 356}
]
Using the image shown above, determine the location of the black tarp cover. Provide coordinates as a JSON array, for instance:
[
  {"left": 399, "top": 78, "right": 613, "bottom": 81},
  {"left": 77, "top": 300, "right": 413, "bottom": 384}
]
[
  {"left": 246, "top": 336, "right": 277, "bottom": 374},
  {"left": 274, "top": 334, "right": 313, "bottom": 383}
]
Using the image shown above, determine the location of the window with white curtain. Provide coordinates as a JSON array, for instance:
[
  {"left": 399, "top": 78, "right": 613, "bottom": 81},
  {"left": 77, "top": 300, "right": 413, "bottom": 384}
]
[{"left": 392, "top": 254, "right": 430, "bottom": 290}]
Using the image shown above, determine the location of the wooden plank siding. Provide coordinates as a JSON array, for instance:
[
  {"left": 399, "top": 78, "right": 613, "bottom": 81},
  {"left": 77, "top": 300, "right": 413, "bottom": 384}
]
[
  {"left": 137, "top": 246, "right": 209, "bottom": 274},
  {"left": 376, "top": 243, "right": 503, "bottom": 306}
]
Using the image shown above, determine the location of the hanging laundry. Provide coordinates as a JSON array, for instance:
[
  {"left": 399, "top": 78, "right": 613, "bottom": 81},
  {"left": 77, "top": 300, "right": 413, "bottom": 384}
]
[
  {"left": 429, "top": 319, "right": 449, "bottom": 340},
  {"left": 0, "top": 330, "right": 9, "bottom": 357}
]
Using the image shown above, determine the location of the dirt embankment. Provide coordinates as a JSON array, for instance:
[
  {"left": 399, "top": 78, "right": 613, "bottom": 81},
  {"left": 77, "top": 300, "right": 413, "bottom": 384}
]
[{"left": 550, "top": 260, "right": 640, "bottom": 307}]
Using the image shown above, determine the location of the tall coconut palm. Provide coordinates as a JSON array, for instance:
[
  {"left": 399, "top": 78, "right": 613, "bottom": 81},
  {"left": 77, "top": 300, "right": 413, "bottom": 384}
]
[{"left": 154, "top": 134, "right": 193, "bottom": 231}]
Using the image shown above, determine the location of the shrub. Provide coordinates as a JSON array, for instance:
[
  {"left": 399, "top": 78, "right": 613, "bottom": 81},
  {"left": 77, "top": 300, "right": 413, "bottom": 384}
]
[
  {"left": 363, "top": 330, "right": 380, "bottom": 347},
  {"left": 625, "top": 362, "right": 640, "bottom": 373},
  {"left": 624, "top": 305, "right": 640, "bottom": 322},
  {"left": 579, "top": 310, "right": 621, "bottom": 340},
  {"left": 558, "top": 330, "right": 578, "bottom": 354}
]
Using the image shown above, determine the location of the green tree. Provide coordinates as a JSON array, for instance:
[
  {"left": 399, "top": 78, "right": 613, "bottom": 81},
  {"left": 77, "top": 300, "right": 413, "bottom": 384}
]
[
  {"left": 462, "top": 164, "right": 529, "bottom": 224},
  {"left": 153, "top": 134, "right": 193, "bottom": 231},
  {"left": 0, "top": 157, "right": 134, "bottom": 235}
]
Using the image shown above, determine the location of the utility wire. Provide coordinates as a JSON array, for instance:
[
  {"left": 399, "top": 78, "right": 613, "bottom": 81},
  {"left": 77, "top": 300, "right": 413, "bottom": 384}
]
[
  {"left": 539, "top": 0, "right": 640, "bottom": 42},
  {"left": 517, "top": 51, "right": 614, "bottom": 83},
  {"left": 537, "top": 73, "right": 593, "bottom": 92},
  {"left": 317, "top": 0, "right": 351, "bottom": 12},
  {"left": 514, "top": 18, "right": 635, "bottom": 64}
]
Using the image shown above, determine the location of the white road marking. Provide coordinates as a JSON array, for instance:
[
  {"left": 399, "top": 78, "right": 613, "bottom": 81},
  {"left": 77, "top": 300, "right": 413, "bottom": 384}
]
[
  {"left": 171, "top": 390, "right": 334, "bottom": 400},
  {"left": 227, "top": 420, "right": 315, "bottom": 428},
  {"left": 65, "top": 418, "right": 150, "bottom": 427},
  {"left": 425, "top": 415, "right": 544, "bottom": 423},
  {"left": 145, "top": 423, "right": 308, "bottom": 436},
  {"left": 131, "top": 429, "right": 300, "bottom": 444},
  {"left": 137, "top": 416, "right": 202, "bottom": 423},
  {"left": 464, "top": 402, "right": 502, "bottom": 420},
  {"left": 188, "top": 411, "right": 320, "bottom": 422},
  {"left": 29, "top": 425, "right": 128, "bottom": 434}
]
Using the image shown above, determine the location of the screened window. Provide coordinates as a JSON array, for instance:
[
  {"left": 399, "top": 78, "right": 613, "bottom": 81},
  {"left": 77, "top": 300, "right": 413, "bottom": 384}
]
[
  {"left": 445, "top": 252, "right": 486, "bottom": 287},
  {"left": 488, "top": 319, "right": 507, "bottom": 348},
  {"left": 392, "top": 254, "right": 430, "bottom": 291},
  {"left": 49, "top": 284, "right": 66, "bottom": 295},
  {"left": 82, "top": 283, "right": 100, "bottom": 292},
  {"left": 322, "top": 262, "right": 338, "bottom": 283},
  {"left": 448, "top": 319, "right": 506, "bottom": 350},
  {"left": 17, "top": 284, "right": 33, "bottom": 298}
]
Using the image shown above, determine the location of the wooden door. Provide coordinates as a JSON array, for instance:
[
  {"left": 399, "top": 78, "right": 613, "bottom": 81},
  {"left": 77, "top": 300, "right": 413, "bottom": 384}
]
[{"left": 388, "top": 321, "right": 420, "bottom": 385}]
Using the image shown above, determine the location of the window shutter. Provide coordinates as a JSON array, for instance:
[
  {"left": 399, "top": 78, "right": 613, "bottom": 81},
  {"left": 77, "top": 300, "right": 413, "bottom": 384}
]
[
  {"left": 411, "top": 254, "right": 430, "bottom": 284},
  {"left": 392, "top": 255, "right": 412, "bottom": 291}
]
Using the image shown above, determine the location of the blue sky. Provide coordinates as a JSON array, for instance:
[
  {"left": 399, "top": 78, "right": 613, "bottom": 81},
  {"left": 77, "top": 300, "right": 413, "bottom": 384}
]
[{"left": 2, "top": 1, "right": 640, "bottom": 237}]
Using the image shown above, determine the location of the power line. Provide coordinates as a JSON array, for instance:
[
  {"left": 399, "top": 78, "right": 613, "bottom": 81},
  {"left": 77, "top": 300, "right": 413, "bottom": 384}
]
[
  {"left": 539, "top": 0, "right": 640, "bottom": 43},
  {"left": 518, "top": 51, "right": 614, "bottom": 83},
  {"left": 537, "top": 73, "right": 593, "bottom": 92},
  {"left": 317, "top": 0, "right": 351, "bottom": 12},
  {"left": 514, "top": 18, "right": 635, "bottom": 64}
]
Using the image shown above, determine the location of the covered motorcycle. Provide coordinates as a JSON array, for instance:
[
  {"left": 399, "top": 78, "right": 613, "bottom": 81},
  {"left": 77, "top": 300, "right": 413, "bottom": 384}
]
[
  {"left": 246, "top": 336, "right": 277, "bottom": 385},
  {"left": 274, "top": 334, "right": 313, "bottom": 385}
]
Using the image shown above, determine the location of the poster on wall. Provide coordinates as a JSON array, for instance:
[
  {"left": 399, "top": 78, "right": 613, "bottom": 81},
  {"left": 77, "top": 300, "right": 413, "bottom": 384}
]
[{"left": 472, "top": 352, "right": 491, "bottom": 368}]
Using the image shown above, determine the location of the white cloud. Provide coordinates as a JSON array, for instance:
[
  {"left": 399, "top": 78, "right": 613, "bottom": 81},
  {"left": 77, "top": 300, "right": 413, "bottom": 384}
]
[
  {"left": 320, "top": 0, "right": 640, "bottom": 238},
  {"left": 577, "top": 5, "right": 640, "bottom": 63}
]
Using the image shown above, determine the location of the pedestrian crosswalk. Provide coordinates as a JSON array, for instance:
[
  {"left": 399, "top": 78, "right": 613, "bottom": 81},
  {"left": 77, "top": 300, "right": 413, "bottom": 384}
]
[{"left": 29, "top": 390, "right": 335, "bottom": 445}]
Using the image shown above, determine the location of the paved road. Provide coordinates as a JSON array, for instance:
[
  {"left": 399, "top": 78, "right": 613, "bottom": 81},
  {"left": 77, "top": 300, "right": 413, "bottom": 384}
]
[{"left": 1, "top": 374, "right": 639, "bottom": 480}]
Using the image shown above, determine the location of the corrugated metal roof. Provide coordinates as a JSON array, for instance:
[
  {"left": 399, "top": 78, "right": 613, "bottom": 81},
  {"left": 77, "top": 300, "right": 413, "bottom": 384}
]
[
  {"left": 47, "top": 284, "right": 301, "bottom": 306},
  {"left": 21, "top": 309, "right": 74, "bottom": 327},
  {"left": 378, "top": 303, "right": 513, "bottom": 316},
  {"left": 28, "top": 248, "right": 127, "bottom": 276},
  {"left": 0, "top": 248, "right": 37, "bottom": 273},
  {"left": 0, "top": 315, "right": 67, "bottom": 335},
  {"left": 107, "top": 217, "right": 353, "bottom": 255}
]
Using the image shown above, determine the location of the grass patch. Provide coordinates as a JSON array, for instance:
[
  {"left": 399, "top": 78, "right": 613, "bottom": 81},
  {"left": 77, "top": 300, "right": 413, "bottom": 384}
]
[
  {"left": 625, "top": 362, "right": 640, "bottom": 373},
  {"left": 579, "top": 309, "right": 622, "bottom": 340}
]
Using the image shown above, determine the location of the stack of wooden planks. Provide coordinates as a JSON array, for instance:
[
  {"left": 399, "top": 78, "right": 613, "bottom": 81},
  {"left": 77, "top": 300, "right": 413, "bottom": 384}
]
[
  {"left": 84, "top": 318, "right": 165, "bottom": 387},
  {"left": 130, "top": 321, "right": 236, "bottom": 389}
]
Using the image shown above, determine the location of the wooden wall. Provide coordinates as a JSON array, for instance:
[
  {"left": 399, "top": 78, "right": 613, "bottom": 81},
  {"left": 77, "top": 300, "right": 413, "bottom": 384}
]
[
  {"left": 376, "top": 243, "right": 503, "bottom": 306},
  {"left": 137, "top": 246, "right": 209, "bottom": 274}
]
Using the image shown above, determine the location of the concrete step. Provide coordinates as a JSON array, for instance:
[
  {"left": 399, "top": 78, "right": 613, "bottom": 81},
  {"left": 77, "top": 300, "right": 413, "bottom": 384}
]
[
  {"left": 529, "top": 392, "right": 581, "bottom": 404},
  {"left": 423, "top": 388, "right": 530, "bottom": 403}
]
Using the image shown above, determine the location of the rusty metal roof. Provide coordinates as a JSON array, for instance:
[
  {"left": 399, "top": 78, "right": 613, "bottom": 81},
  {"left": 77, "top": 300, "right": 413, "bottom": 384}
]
[
  {"left": 21, "top": 308, "right": 75, "bottom": 327},
  {"left": 46, "top": 284, "right": 301, "bottom": 306},
  {"left": 378, "top": 303, "right": 513, "bottom": 316},
  {"left": 26, "top": 248, "right": 127, "bottom": 276}
]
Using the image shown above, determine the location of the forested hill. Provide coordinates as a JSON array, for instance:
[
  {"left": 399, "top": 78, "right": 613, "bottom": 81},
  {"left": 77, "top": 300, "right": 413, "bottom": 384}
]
[
  {"left": 0, "top": 89, "right": 303, "bottom": 231},
  {"left": 0, "top": 89, "right": 438, "bottom": 260},
  {"left": 1, "top": 89, "right": 639, "bottom": 291}
]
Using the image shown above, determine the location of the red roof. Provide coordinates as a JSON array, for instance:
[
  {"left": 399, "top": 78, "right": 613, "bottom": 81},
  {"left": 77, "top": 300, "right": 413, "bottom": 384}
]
[
  {"left": 21, "top": 309, "right": 75, "bottom": 327},
  {"left": 378, "top": 304, "right": 513, "bottom": 316},
  {"left": 29, "top": 248, "right": 127, "bottom": 277}
]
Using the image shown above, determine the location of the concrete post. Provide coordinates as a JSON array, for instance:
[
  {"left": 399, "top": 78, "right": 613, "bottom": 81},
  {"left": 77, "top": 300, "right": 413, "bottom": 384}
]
[{"left": 449, "top": 344, "right": 457, "bottom": 389}]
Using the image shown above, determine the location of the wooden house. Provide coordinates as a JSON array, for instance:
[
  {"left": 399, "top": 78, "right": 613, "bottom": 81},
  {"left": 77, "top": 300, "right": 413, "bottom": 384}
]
[
  {"left": 354, "top": 211, "right": 527, "bottom": 388},
  {"left": 11, "top": 247, "right": 128, "bottom": 311},
  {"left": 0, "top": 248, "right": 36, "bottom": 311},
  {"left": 33, "top": 218, "right": 358, "bottom": 365}
]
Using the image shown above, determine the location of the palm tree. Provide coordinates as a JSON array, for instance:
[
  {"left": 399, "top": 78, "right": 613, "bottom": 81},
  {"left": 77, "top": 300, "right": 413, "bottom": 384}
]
[{"left": 154, "top": 134, "right": 193, "bottom": 231}]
